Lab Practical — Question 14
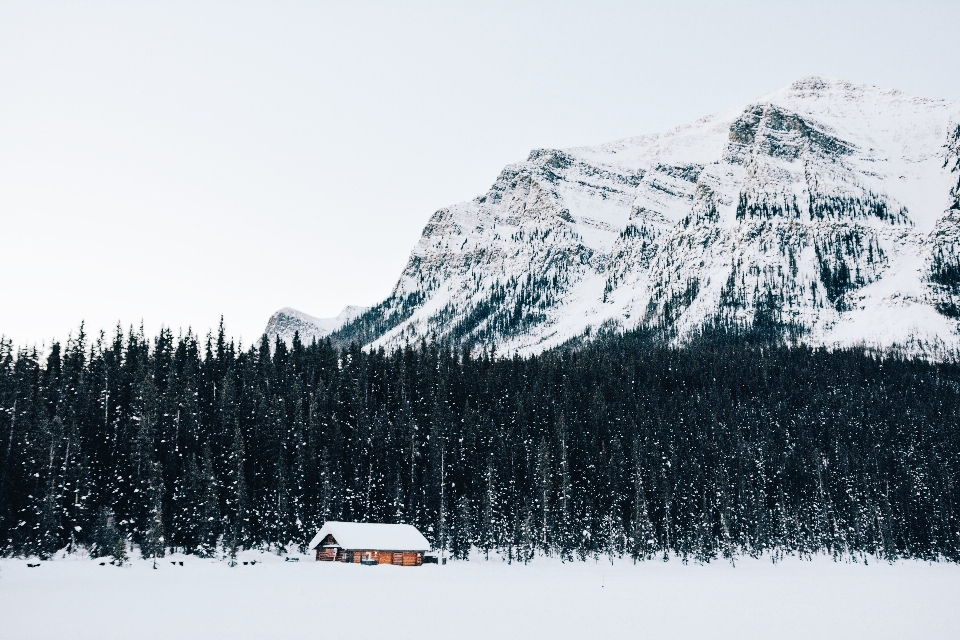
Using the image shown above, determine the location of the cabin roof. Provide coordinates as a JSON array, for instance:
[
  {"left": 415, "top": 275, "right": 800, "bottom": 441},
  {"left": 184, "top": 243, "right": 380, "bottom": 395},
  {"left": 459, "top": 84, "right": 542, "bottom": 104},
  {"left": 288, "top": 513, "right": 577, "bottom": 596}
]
[{"left": 307, "top": 521, "right": 431, "bottom": 552}]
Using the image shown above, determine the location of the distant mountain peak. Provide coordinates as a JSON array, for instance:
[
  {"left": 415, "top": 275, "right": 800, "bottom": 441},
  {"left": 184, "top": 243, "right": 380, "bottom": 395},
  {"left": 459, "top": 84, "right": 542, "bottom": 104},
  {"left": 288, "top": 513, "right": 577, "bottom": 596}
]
[{"left": 264, "top": 305, "right": 369, "bottom": 346}]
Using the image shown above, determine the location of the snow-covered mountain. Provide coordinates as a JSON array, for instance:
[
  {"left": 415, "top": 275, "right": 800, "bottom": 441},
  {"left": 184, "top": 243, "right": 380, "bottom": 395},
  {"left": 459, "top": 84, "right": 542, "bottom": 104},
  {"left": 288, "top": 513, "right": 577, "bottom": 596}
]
[
  {"left": 328, "top": 77, "right": 960, "bottom": 355},
  {"left": 264, "top": 306, "right": 368, "bottom": 345}
]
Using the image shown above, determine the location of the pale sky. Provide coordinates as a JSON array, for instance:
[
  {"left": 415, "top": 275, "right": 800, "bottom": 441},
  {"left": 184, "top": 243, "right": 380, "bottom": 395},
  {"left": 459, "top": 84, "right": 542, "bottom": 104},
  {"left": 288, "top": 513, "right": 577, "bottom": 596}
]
[{"left": 2, "top": 0, "right": 959, "bottom": 348}]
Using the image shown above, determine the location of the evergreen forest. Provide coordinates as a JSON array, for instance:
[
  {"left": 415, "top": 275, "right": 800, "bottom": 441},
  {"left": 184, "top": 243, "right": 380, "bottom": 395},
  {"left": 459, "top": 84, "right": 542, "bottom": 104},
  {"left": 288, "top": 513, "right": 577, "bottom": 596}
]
[{"left": 1, "top": 325, "right": 959, "bottom": 563}]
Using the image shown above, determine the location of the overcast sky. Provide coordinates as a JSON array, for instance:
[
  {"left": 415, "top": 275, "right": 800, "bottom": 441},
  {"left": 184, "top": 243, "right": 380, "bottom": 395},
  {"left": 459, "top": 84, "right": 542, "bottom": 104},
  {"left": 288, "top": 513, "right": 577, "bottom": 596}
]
[{"left": 2, "top": 0, "right": 958, "bottom": 348}]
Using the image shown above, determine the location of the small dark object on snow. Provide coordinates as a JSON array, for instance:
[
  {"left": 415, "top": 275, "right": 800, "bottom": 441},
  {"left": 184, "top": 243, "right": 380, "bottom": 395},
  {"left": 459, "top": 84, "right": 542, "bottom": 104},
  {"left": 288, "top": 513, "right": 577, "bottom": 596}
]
[
  {"left": 100, "top": 562, "right": 106, "bottom": 566},
  {"left": 27, "top": 563, "right": 40, "bottom": 568},
  {"left": 170, "top": 562, "right": 176, "bottom": 565},
  {"left": 422, "top": 555, "right": 438, "bottom": 564},
  {"left": 284, "top": 557, "right": 298, "bottom": 562},
  {"left": 179, "top": 561, "right": 183, "bottom": 566},
  {"left": 243, "top": 561, "right": 248, "bottom": 565},
  {"left": 250, "top": 560, "right": 256, "bottom": 565}
]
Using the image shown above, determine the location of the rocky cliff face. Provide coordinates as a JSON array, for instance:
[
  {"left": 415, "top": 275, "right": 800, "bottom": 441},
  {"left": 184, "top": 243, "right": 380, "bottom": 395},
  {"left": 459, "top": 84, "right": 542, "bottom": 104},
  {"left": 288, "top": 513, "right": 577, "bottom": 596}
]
[{"left": 329, "top": 77, "right": 960, "bottom": 356}]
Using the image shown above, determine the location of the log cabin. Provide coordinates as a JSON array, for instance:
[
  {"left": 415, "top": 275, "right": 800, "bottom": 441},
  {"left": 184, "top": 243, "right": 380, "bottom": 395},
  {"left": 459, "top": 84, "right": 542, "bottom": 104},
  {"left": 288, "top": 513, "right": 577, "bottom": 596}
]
[{"left": 307, "top": 521, "right": 432, "bottom": 566}]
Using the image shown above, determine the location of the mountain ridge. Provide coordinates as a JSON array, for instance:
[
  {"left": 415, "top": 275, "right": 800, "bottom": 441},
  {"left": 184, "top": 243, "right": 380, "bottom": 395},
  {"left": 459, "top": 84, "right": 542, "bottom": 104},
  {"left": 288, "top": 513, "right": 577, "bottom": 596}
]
[{"left": 282, "top": 77, "right": 960, "bottom": 356}]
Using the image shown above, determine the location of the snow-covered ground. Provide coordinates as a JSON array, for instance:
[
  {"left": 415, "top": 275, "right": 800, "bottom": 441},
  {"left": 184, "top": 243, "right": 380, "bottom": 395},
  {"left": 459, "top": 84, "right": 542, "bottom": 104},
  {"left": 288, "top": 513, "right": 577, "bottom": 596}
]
[{"left": 2, "top": 552, "right": 959, "bottom": 639}]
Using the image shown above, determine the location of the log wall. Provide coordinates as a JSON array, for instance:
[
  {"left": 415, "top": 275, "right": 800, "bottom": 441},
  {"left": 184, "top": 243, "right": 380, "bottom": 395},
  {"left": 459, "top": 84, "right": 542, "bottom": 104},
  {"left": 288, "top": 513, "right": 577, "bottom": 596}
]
[{"left": 314, "top": 546, "right": 424, "bottom": 565}]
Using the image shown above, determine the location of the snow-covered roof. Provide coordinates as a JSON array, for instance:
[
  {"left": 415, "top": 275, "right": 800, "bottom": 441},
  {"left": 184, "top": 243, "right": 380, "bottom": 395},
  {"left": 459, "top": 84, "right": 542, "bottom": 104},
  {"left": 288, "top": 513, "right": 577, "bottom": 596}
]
[{"left": 307, "top": 521, "right": 431, "bottom": 552}]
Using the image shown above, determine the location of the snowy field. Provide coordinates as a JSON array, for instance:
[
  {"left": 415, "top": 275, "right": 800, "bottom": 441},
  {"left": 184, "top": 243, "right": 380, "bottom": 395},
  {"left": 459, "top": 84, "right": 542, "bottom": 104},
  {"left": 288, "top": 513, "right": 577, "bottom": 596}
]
[{"left": 3, "top": 551, "right": 960, "bottom": 639}]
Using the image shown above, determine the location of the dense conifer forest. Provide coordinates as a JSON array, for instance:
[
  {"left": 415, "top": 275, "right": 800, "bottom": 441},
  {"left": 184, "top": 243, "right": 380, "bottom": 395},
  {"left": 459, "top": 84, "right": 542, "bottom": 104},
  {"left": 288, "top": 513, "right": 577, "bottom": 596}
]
[{"left": 1, "top": 324, "right": 959, "bottom": 563}]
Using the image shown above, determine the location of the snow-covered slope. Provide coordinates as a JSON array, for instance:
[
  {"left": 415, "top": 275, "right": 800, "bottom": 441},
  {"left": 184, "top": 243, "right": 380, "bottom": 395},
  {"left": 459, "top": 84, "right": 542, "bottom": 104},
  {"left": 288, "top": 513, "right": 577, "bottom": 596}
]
[
  {"left": 332, "top": 77, "right": 960, "bottom": 355},
  {"left": 264, "top": 305, "right": 368, "bottom": 345}
]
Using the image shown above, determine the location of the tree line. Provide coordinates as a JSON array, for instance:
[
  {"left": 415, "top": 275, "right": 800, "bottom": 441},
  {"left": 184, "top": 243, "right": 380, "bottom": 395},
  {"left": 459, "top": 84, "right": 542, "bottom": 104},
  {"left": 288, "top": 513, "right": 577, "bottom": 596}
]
[{"left": 1, "top": 324, "right": 959, "bottom": 563}]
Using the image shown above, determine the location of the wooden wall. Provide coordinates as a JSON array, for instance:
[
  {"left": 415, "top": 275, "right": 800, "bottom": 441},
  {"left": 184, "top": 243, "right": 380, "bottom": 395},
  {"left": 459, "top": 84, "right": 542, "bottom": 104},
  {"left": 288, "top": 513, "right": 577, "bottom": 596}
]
[
  {"left": 316, "top": 547, "right": 337, "bottom": 561},
  {"left": 314, "top": 549, "right": 423, "bottom": 565}
]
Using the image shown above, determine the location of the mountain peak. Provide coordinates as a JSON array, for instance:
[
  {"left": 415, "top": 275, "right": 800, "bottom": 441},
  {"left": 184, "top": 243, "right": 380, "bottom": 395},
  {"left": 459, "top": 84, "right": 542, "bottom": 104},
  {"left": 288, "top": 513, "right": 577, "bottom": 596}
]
[
  {"left": 789, "top": 75, "right": 836, "bottom": 90},
  {"left": 308, "top": 79, "right": 960, "bottom": 357},
  {"left": 264, "top": 305, "right": 370, "bottom": 346}
]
